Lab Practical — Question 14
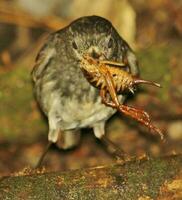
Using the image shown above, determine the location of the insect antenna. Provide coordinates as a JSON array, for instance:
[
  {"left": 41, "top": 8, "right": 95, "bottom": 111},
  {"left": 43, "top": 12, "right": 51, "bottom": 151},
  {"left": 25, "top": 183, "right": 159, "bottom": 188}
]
[{"left": 133, "top": 78, "right": 161, "bottom": 88}]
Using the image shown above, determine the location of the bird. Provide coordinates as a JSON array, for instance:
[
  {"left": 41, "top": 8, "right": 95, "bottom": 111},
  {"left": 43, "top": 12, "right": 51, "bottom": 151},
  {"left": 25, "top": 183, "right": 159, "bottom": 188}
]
[{"left": 31, "top": 15, "right": 139, "bottom": 165}]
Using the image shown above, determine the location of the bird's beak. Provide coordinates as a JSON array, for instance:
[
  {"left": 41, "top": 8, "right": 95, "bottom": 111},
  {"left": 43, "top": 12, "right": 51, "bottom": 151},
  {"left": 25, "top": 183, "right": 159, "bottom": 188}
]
[{"left": 88, "top": 46, "right": 102, "bottom": 59}]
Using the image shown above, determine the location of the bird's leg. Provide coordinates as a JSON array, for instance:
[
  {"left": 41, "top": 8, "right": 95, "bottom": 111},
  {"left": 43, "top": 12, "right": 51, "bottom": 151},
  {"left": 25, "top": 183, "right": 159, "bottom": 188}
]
[
  {"left": 34, "top": 141, "right": 52, "bottom": 169},
  {"left": 100, "top": 90, "right": 127, "bottom": 160},
  {"left": 35, "top": 111, "right": 61, "bottom": 168},
  {"left": 101, "top": 135, "right": 126, "bottom": 161},
  {"left": 93, "top": 121, "right": 126, "bottom": 160}
]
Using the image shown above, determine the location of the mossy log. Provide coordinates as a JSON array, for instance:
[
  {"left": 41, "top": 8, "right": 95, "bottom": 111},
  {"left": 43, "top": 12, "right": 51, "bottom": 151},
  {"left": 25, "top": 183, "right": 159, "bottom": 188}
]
[{"left": 0, "top": 155, "right": 181, "bottom": 199}]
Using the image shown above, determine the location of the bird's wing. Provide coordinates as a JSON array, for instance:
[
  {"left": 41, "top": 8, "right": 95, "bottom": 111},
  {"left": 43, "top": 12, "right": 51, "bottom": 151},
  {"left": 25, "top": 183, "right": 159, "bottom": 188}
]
[{"left": 31, "top": 42, "right": 56, "bottom": 82}]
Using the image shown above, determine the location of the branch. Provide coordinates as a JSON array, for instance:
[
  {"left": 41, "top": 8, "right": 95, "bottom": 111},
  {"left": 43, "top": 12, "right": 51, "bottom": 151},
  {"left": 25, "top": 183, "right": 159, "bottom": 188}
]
[
  {"left": 0, "top": 2, "right": 66, "bottom": 30},
  {"left": 0, "top": 155, "right": 181, "bottom": 199}
]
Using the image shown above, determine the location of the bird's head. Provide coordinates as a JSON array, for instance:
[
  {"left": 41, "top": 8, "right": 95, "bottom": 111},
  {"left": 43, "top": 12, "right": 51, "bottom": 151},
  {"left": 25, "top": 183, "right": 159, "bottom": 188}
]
[{"left": 67, "top": 15, "right": 139, "bottom": 76}]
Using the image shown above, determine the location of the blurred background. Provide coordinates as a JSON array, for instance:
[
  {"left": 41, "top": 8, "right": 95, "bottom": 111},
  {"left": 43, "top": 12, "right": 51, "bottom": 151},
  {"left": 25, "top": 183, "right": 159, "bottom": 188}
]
[{"left": 0, "top": 0, "right": 181, "bottom": 176}]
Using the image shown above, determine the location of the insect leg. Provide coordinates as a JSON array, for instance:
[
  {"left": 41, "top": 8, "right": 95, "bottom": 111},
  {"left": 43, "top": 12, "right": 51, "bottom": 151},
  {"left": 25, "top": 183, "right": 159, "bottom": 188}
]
[
  {"left": 100, "top": 60, "right": 126, "bottom": 68},
  {"left": 35, "top": 141, "right": 52, "bottom": 168},
  {"left": 118, "top": 104, "right": 164, "bottom": 140},
  {"left": 99, "top": 65, "right": 120, "bottom": 107},
  {"left": 100, "top": 89, "right": 116, "bottom": 107}
]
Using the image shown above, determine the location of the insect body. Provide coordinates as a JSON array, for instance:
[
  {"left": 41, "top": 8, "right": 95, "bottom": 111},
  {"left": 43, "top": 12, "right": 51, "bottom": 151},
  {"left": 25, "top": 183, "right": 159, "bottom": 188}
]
[
  {"left": 80, "top": 55, "right": 164, "bottom": 140},
  {"left": 81, "top": 55, "right": 160, "bottom": 94}
]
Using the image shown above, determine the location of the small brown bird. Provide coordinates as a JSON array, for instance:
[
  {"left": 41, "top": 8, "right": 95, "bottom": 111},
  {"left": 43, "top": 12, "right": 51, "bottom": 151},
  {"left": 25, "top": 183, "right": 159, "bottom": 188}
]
[{"left": 32, "top": 16, "right": 139, "bottom": 165}]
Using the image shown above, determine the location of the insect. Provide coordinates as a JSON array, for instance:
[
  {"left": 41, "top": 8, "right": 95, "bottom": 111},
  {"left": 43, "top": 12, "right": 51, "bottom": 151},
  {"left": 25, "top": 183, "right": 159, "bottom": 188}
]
[{"left": 80, "top": 55, "right": 164, "bottom": 140}]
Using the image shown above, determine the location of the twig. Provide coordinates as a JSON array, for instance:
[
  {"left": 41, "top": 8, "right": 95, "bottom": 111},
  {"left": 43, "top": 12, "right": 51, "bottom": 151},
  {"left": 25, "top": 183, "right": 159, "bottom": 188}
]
[{"left": 0, "top": 2, "right": 66, "bottom": 30}]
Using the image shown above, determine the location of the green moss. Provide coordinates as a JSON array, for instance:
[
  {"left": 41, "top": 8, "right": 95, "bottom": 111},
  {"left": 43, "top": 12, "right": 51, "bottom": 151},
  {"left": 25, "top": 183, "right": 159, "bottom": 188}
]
[
  {"left": 0, "top": 66, "right": 47, "bottom": 142},
  {"left": 0, "top": 156, "right": 181, "bottom": 199},
  {"left": 137, "top": 46, "right": 171, "bottom": 102}
]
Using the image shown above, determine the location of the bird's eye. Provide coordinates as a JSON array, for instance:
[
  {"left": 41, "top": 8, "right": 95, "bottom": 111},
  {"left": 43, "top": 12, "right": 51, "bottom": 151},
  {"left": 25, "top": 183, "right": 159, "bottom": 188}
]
[
  {"left": 108, "top": 38, "right": 113, "bottom": 48},
  {"left": 72, "top": 41, "right": 78, "bottom": 49}
]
